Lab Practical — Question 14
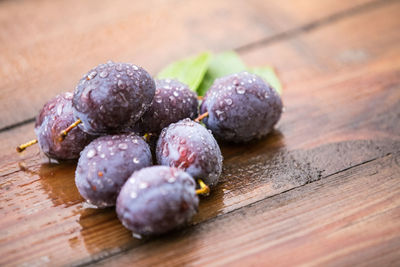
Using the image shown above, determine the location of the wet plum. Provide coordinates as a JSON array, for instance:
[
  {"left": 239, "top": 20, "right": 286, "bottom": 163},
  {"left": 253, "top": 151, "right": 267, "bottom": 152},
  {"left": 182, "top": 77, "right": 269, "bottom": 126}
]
[
  {"left": 156, "top": 119, "right": 222, "bottom": 187},
  {"left": 200, "top": 72, "right": 283, "bottom": 143},
  {"left": 73, "top": 61, "right": 156, "bottom": 135},
  {"left": 116, "top": 166, "right": 198, "bottom": 237},
  {"left": 34, "top": 92, "right": 96, "bottom": 160},
  {"left": 75, "top": 133, "right": 152, "bottom": 207},
  {"left": 133, "top": 79, "right": 198, "bottom": 135}
]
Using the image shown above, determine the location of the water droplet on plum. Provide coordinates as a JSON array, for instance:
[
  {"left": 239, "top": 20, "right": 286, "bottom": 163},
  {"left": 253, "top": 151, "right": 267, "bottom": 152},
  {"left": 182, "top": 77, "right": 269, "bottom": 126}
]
[{"left": 87, "top": 149, "right": 96, "bottom": 158}]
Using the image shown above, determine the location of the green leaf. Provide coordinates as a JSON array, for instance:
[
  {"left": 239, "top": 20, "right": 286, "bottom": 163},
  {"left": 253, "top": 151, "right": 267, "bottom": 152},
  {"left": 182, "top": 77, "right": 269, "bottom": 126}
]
[
  {"left": 197, "top": 51, "right": 247, "bottom": 96},
  {"left": 157, "top": 50, "right": 283, "bottom": 96},
  {"left": 156, "top": 52, "right": 211, "bottom": 91},
  {"left": 247, "top": 67, "right": 282, "bottom": 95}
]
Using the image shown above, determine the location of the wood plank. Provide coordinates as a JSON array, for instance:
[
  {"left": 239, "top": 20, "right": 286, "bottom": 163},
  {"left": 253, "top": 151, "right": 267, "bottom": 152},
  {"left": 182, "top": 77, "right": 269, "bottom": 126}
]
[
  {"left": 95, "top": 152, "right": 400, "bottom": 266},
  {"left": 240, "top": 0, "right": 400, "bottom": 151},
  {"left": 0, "top": 0, "right": 375, "bottom": 129},
  {"left": 241, "top": 0, "right": 400, "bottom": 86},
  {"left": 1, "top": 1, "right": 399, "bottom": 266}
]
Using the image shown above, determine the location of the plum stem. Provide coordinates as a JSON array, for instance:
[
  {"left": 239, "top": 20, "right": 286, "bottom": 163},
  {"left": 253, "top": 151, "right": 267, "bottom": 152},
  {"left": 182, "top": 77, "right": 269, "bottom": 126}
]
[
  {"left": 195, "top": 179, "right": 210, "bottom": 195},
  {"left": 143, "top": 133, "right": 152, "bottom": 142},
  {"left": 16, "top": 139, "right": 38, "bottom": 153},
  {"left": 59, "top": 119, "right": 82, "bottom": 142},
  {"left": 195, "top": 112, "right": 209, "bottom": 123}
]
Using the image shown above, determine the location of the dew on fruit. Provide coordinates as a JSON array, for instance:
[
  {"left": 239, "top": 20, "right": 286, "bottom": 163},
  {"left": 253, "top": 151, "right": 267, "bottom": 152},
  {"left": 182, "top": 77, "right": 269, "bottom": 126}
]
[
  {"left": 75, "top": 133, "right": 152, "bottom": 207},
  {"left": 117, "top": 80, "right": 126, "bottom": 89},
  {"left": 156, "top": 119, "right": 222, "bottom": 187},
  {"left": 33, "top": 92, "right": 96, "bottom": 160},
  {"left": 200, "top": 71, "right": 283, "bottom": 142},
  {"left": 116, "top": 166, "right": 199, "bottom": 236},
  {"left": 72, "top": 62, "right": 155, "bottom": 134},
  {"left": 224, "top": 98, "right": 233, "bottom": 105},
  {"left": 155, "top": 96, "right": 162, "bottom": 103},
  {"left": 87, "top": 71, "right": 97, "bottom": 80},
  {"left": 99, "top": 70, "right": 108, "bottom": 78},
  {"left": 118, "top": 143, "right": 128, "bottom": 150},
  {"left": 236, "top": 86, "right": 246, "bottom": 94},
  {"left": 187, "top": 152, "right": 195, "bottom": 163},
  {"left": 86, "top": 149, "right": 96, "bottom": 158},
  {"left": 132, "top": 79, "right": 198, "bottom": 135}
]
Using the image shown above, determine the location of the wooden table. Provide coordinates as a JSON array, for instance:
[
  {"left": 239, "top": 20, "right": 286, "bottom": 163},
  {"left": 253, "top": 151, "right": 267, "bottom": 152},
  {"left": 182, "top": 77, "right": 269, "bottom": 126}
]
[{"left": 1, "top": 0, "right": 399, "bottom": 266}]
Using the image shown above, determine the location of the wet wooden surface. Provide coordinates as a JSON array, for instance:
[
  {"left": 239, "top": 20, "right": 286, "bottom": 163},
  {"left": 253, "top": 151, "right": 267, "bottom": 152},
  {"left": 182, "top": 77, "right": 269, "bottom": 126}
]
[{"left": 0, "top": 0, "right": 399, "bottom": 266}]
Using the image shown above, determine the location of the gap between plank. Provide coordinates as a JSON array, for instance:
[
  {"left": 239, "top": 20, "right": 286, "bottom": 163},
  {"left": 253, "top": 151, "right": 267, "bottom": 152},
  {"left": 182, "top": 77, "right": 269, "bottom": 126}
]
[
  {"left": 75, "top": 151, "right": 397, "bottom": 267},
  {"left": 0, "top": 117, "right": 35, "bottom": 134},
  {"left": 235, "top": 0, "right": 393, "bottom": 53}
]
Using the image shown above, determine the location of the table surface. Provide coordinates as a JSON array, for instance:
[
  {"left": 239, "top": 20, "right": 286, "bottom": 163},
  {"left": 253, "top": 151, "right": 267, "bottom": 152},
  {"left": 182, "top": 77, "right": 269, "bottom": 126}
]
[{"left": 1, "top": 0, "right": 400, "bottom": 266}]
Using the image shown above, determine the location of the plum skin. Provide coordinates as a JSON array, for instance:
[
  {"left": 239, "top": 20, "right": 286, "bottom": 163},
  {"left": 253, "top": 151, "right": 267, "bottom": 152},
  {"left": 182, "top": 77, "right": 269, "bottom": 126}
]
[
  {"left": 116, "top": 166, "right": 199, "bottom": 237},
  {"left": 75, "top": 133, "right": 152, "bottom": 207},
  {"left": 34, "top": 92, "right": 95, "bottom": 160},
  {"left": 156, "top": 119, "right": 223, "bottom": 187},
  {"left": 133, "top": 79, "right": 198, "bottom": 135},
  {"left": 73, "top": 61, "right": 156, "bottom": 135},
  {"left": 200, "top": 71, "right": 283, "bottom": 143}
]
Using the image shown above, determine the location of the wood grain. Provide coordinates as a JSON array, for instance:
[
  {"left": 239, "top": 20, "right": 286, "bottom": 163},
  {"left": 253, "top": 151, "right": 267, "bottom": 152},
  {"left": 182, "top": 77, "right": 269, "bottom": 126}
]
[
  {"left": 0, "top": 0, "right": 374, "bottom": 129},
  {"left": 0, "top": 0, "right": 399, "bottom": 266},
  {"left": 95, "top": 152, "right": 400, "bottom": 266}
]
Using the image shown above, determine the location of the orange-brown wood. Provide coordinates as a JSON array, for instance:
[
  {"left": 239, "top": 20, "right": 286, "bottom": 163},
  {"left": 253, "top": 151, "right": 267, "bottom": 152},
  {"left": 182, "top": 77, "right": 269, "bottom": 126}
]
[
  {"left": 0, "top": 0, "right": 373, "bottom": 129},
  {"left": 96, "top": 153, "right": 400, "bottom": 266},
  {"left": 1, "top": 0, "right": 400, "bottom": 266}
]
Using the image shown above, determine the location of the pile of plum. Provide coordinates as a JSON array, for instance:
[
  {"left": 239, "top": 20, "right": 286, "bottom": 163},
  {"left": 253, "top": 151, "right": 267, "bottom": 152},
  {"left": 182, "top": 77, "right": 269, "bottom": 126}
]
[{"left": 19, "top": 61, "right": 282, "bottom": 238}]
